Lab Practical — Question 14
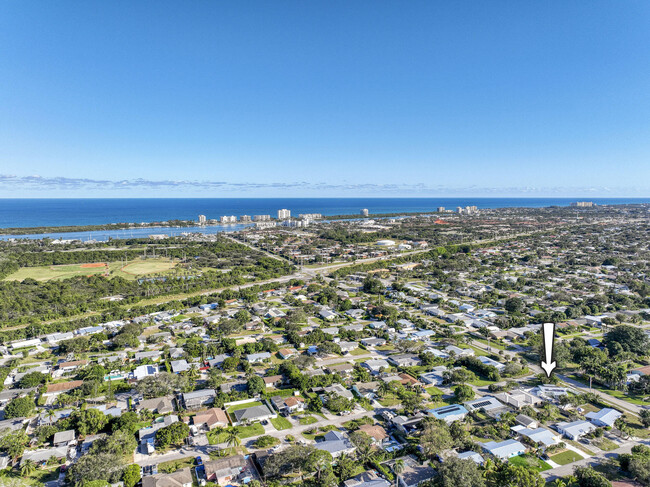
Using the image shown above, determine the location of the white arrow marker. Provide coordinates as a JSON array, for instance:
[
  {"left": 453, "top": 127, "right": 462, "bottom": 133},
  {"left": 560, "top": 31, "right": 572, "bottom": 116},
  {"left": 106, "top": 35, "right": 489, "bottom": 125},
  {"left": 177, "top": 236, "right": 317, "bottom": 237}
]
[{"left": 541, "top": 322, "right": 557, "bottom": 377}]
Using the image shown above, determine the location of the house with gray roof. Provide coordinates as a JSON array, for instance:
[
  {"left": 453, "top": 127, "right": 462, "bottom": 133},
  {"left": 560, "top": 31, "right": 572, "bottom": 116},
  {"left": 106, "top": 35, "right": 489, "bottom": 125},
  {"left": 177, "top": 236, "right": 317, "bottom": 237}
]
[{"left": 231, "top": 404, "right": 275, "bottom": 426}]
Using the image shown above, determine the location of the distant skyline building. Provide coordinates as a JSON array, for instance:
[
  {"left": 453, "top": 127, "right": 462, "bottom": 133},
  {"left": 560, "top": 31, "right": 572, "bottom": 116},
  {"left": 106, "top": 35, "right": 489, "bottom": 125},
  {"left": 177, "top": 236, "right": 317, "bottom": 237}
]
[
  {"left": 437, "top": 207, "right": 445, "bottom": 213},
  {"left": 457, "top": 206, "right": 478, "bottom": 215},
  {"left": 298, "top": 213, "right": 322, "bottom": 220},
  {"left": 220, "top": 215, "right": 237, "bottom": 223},
  {"left": 571, "top": 201, "right": 594, "bottom": 207},
  {"left": 240, "top": 215, "right": 252, "bottom": 222},
  {"left": 253, "top": 215, "right": 271, "bottom": 222},
  {"left": 277, "top": 209, "right": 291, "bottom": 220},
  {"left": 198, "top": 214, "right": 206, "bottom": 224},
  {"left": 361, "top": 208, "right": 369, "bottom": 217}
]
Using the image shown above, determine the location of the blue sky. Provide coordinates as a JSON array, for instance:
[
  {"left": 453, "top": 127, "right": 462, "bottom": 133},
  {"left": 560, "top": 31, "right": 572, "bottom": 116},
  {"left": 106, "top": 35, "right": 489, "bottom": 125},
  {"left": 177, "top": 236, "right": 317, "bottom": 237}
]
[{"left": 1, "top": 1, "right": 649, "bottom": 197}]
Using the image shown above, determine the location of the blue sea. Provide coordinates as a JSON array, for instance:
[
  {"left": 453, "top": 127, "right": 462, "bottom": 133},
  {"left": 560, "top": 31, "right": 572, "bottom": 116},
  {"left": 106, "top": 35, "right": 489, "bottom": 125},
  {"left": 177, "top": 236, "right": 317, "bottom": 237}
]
[{"left": 0, "top": 197, "right": 648, "bottom": 241}]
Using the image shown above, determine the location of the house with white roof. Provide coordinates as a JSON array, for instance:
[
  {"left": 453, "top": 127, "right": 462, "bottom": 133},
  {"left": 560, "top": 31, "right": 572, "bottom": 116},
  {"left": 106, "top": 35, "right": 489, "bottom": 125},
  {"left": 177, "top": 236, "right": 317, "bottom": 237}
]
[
  {"left": 457, "top": 451, "right": 484, "bottom": 465},
  {"left": 481, "top": 439, "right": 526, "bottom": 460},
  {"left": 478, "top": 356, "right": 505, "bottom": 372},
  {"left": 511, "top": 426, "right": 559, "bottom": 449},
  {"left": 555, "top": 420, "right": 597, "bottom": 440},
  {"left": 362, "top": 359, "right": 391, "bottom": 375},
  {"left": 585, "top": 408, "right": 622, "bottom": 428}
]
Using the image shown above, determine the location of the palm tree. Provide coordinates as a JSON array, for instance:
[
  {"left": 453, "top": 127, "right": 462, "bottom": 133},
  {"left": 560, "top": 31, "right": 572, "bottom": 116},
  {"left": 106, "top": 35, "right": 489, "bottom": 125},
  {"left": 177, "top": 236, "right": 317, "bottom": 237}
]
[
  {"left": 553, "top": 480, "right": 567, "bottom": 487},
  {"left": 393, "top": 459, "right": 405, "bottom": 487},
  {"left": 378, "top": 381, "right": 392, "bottom": 398},
  {"left": 187, "top": 365, "right": 199, "bottom": 387},
  {"left": 225, "top": 427, "right": 241, "bottom": 453},
  {"left": 20, "top": 460, "right": 37, "bottom": 476}
]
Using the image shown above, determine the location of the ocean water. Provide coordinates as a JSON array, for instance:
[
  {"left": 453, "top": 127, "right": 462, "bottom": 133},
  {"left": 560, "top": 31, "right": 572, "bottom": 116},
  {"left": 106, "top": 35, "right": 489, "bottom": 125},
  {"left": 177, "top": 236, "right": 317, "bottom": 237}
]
[{"left": 0, "top": 197, "right": 647, "bottom": 241}]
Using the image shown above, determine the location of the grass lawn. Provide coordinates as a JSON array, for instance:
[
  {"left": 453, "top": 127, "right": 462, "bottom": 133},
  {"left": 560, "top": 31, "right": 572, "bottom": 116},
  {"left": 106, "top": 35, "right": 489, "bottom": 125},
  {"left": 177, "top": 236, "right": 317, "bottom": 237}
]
[
  {"left": 21, "top": 467, "right": 61, "bottom": 486},
  {"left": 270, "top": 416, "right": 293, "bottom": 430},
  {"left": 237, "top": 423, "right": 266, "bottom": 438},
  {"left": 227, "top": 401, "right": 263, "bottom": 413},
  {"left": 377, "top": 397, "right": 401, "bottom": 407},
  {"left": 474, "top": 337, "right": 507, "bottom": 350},
  {"left": 593, "top": 438, "right": 618, "bottom": 451},
  {"left": 349, "top": 348, "right": 368, "bottom": 356},
  {"left": 375, "top": 344, "right": 395, "bottom": 351},
  {"left": 5, "top": 258, "right": 176, "bottom": 282},
  {"left": 568, "top": 440, "right": 596, "bottom": 456},
  {"left": 470, "top": 378, "right": 495, "bottom": 387},
  {"left": 299, "top": 416, "right": 318, "bottom": 425},
  {"left": 509, "top": 454, "right": 552, "bottom": 472},
  {"left": 159, "top": 457, "right": 196, "bottom": 473},
  {"left": 425, "top": 386, "right": 444, "bottom": 396},
  {"left": 549, "top": 450, "right": 583, "bottom": 465}
]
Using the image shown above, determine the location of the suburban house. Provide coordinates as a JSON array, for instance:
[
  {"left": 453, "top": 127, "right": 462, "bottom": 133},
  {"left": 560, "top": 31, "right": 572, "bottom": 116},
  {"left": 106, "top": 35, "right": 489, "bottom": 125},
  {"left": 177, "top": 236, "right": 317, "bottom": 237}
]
[
  {"left": 481, "top": 439, "right": 526, "bottom": 460},
  {"left": 136, "top": 396, "right": 175, "bottom": 414},
  {"left": 585, "top": 408, "right": 623, "bottom": 428},
  {"left": 138, "top": 415, "right": 179, "bottom": 453},
  {"left": 511, "top": 426, "right": 559, "bottom": 449},
  {"left": 277, "top": 348, "right": 297, "bottom": 359},
  {"left": 458, "top": 451, "right": 485, "bottom": 465},
  {"left": 464, "top": 396, "right": 507, "bottom": 414},
  {"left": 353, "top": 382, "right": 379, "bottom": 400},
  {"left": 271, "top": 395, "right": 306, "bottom": 415},
  {"left": 192, "top": 408, "right": 229, "bottom": 430},
  {"left": 263, "top": 375, "right": 284, "bottom": 389},
  {"left": 170, "top": 360, "right": 190, "bottom": 374},
  {"left": 246, "top": 352, "right": 272, "bottom": 364},
  {"left": 338, "top": 341, "right": 359, "bottom": 354},
  {"left": 54, "top": 360, "right": 88, "bottom": 377},
  {"left": 203, "top": 455, "right": 248, "bottom": 485},
  {"left": 495, "top": 389, "right": 543, "bottom": 408},
  {"left": 231, "top": 404, "right": 276, "bottom": 426},
  {"left": 182, "top": 389, "right": 217, "bottom": 409},
  {"left": 388, "top": 354, "right": 421, "bottom": 367},
  {"left": 53, "top": 430, "right": 76, "bottom": 447},
  {"left": 362, "top": 359, "right": 390, "bottom": 375},
  {"left": 420, "top": 366, "right": 447, "bottom": 386},
  {"left": 427, "top": 404, "right": 469, "bottom": 423},
  {"left": 315, "top": 430, "right": 356, "bottom": 458},
  {"left": 360, "top": 338, "right": 386, "bottom": 348},
  {"left": 132, "top": 365, "right": 160, "bottom": 381},
  {"left": 43, "top": 380, "right": 83, "bottom": 398},
  {"left": 327, "top": 363, "right": 355, "bottom": 377},
  {"left": 357, "top": 424, "right": 389, "bottom": 445},
  {"left": 555, "top": 420, "right": 597, "bottom": 440},
  {"left": 142, "top": 468, "right": 193, "bottom": 487}
]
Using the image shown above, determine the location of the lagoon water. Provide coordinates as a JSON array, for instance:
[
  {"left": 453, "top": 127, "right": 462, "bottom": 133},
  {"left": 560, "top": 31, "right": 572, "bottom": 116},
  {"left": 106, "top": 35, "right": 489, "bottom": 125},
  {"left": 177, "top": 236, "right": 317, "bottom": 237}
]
[{"left": 0, "top": 197, "right": 647, "bottom": 241}]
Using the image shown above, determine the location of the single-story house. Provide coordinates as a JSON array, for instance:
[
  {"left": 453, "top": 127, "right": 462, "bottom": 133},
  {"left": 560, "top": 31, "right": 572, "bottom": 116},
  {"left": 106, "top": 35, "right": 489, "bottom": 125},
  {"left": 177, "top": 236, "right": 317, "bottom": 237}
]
[
  {"left": 203, "top": 455, "right": 248, "bottom": 485},
  {"left": 427, "top": 404, "right": 468, "bottom": 423},
  {"left": 481, "top": 439, "right": 526, "bottom": 460},
  {"left": 586, "top": 408, "right": 622, "bottom": 428},
  {"left": 231, "top": 404, "right": 276, "bottom": 426},
  {"left": 555, "top": 420, "right": 597, "bottom": 440},
  {"left": 182, "top": 389, "right": 217, "bottom": 409},
  {"left": 142, "top": 468, "right": 193, "bottom": 487}
]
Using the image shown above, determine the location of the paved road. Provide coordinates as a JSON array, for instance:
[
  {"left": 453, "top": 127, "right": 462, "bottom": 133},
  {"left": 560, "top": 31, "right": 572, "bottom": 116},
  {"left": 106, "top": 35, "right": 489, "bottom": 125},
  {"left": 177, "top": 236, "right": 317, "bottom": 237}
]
[
  {"left": 557, "top": 374, "right": 641, "bottom": 416},
  {"left": 135, "top": 407, "right": 375, "bottom": 467}
]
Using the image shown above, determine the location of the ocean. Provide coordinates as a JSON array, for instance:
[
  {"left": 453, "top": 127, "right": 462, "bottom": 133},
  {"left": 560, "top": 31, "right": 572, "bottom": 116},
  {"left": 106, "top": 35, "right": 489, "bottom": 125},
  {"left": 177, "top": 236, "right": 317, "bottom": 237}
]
[{"left": 0, "top": 197, "right": 648, "bottom": 241}]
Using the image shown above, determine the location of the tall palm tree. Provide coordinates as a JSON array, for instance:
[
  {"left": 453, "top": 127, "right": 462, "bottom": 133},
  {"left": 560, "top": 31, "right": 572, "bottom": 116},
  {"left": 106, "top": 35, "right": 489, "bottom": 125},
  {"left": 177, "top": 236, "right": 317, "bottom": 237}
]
[
  {"left": 378, "top": 381, "right": 392, "bottom": 398},
  {"left": 393, "top": 459, "right": 405, "bottom": 487},
  {"left": 20, "top": 460, "right": 36, "bottom": 476},
  {"left": 225, "top": 427, "right": 241, "bottom": 454}
]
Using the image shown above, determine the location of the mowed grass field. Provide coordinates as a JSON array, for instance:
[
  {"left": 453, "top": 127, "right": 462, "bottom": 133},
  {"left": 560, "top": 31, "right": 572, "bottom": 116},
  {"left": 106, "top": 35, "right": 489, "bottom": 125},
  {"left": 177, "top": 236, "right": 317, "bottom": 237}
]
[{"left": 5, "top": 258, "right": 177, "bottom": 282}]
